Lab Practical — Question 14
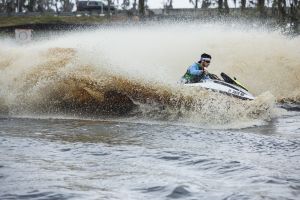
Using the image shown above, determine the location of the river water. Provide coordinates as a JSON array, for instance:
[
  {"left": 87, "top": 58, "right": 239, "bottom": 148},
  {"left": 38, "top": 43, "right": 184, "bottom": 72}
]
[{"left": 0, "top": 22, "right": 300, "bottom": 199}]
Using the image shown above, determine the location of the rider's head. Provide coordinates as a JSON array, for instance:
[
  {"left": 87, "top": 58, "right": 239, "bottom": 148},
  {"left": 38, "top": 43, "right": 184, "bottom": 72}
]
[{"left": 198, "top": 53, "right": 212, "bottom": 66}]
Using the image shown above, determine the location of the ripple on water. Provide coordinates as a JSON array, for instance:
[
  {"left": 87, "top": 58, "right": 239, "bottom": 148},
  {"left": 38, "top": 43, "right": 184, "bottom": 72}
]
[
  {"left": 59, "top": 148, "right": 71, "bottom": 152},
  {"left": 216, "top": 161, "right": 254, "bottom": 175},
  {"left": 0, "top": 191, "right": 77, "bottom": 200},
  {"left": 290, "top": 185, "right": 300, "bottom": 196},
  {"left": 222, "top": 193, "right": 251, "bottom": 200},
  {"left": 139, "top": 186, "right": 166, "bottom": 193},
  {"left": 166, "top": 185, "right": 191, "bottom": 199},
  {"left": 159, "top": 156, "right": 183, "bottom": 161},
  {"left": 183, "top": 157, "right": 222, "bottom": 171}
]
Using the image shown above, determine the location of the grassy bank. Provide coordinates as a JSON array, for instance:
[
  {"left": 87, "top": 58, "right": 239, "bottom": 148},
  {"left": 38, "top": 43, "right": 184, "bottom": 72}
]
[
  {"left": 0, "top": 14, "right": 115, "bottom": 28},
  {"left": 0, "top": 11, "right": 299, "bottom": 35}
]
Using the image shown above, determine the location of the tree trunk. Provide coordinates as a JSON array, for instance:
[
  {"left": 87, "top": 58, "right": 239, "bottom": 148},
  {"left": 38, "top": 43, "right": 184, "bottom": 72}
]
[
  {"left": 278, "top": 0, "right": 286, "bottom": 19},
  {"left": 107, "top": 0, "right": 111, "bottom": 16},
  {"left": 138, "top": 0, "right": 145, "bottom": 16},
  {"left": 290, "top": 0, "right": 299, "bottom": 17},
  {"left": 257, "top": 0, "right": 265, "bottom": 16},
  {"left": 121, "top": 0, "right": 129, "bottom": 9},
  {"left": 17, "top": 0, "right": 23, "bottom": 12},
  {"left": 28, "top": 0, "right": 36, "bottom": 12},
  {"left": 195, "top": 0, "right": 198, "bottom": 9},
  {"left": 201, "top": 0, "right": 211, "bottom": 9},
  {"left": 218, "top": 0, "right": 223, "bottom": 13},
  {"left": 169, "top": 0, "right": 173, "bottom": 9},
  {"left": 290, "top": 1, "right": 298, "bottom": 21},
  {"left": 224, "top": 0, "right": 229, "bottom": 13},
  {"left": 6, "top": 0, "right": 15, "bottom": 14},
  {"left": 165, "top": 0, "right": 173, "bottom": 9},
  {"left": 55, "top": 0, "right": 59, "bottom": 13},
  {"left": 62, "top": 0, "right": 70, "bottom": 12},
  {"left": 132, "top": 0, "right": 137, "bottom": 10},
  {"left": 241, "top": 0, "right": 246, "bottom": 12}
]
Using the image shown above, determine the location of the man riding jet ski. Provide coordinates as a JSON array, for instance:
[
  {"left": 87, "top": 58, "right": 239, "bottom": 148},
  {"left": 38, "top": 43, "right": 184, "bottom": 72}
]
[
  {"left": 180, "top": 53, "right": 255, "bottom": 100},
  {"left": 180, "top": 53, "right": 213, "bottom": 83}
]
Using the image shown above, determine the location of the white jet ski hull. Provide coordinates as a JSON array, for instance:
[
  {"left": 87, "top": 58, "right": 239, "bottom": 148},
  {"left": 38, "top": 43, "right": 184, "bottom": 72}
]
[{"left": 185, "top": 79, "right": 255, "bottom": 100}]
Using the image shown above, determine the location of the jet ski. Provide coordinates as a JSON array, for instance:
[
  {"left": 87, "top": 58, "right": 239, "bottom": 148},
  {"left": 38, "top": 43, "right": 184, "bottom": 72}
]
[{"left": 185, "top": 72, "right": 255, "bottom": 100}]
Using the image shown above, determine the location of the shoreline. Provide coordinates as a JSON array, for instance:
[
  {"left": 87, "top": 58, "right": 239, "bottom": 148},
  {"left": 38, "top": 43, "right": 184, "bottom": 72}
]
[{"left": 0, "top": 14, "right": 299, "bottom": 36}]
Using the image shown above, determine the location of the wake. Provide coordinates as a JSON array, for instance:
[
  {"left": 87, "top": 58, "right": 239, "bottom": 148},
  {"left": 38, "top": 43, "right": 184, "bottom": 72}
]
[{"left": 1, "top": 21, "right": 299, "bottom": 127}]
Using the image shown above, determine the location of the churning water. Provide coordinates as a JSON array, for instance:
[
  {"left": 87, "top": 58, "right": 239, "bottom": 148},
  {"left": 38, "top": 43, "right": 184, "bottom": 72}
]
[{"left": 0, "top": 21, "right": 300, "bottom": 200}]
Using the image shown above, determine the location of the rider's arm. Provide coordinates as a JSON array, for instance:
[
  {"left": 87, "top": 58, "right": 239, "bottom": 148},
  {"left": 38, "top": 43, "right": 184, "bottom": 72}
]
[{"left": 188, "top": 63, "right": 203, "bottom": 75}]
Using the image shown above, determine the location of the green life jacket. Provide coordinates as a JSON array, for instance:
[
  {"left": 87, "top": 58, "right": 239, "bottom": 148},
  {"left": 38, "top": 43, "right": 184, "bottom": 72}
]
[{"left": 183, "top": 63, "right": 203, "bottom": 83}]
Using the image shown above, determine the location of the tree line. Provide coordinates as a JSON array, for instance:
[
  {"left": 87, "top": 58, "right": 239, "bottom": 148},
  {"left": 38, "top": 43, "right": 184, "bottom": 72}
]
[{"left": 0, "top": 0, "right": 299, "bottom": 21}]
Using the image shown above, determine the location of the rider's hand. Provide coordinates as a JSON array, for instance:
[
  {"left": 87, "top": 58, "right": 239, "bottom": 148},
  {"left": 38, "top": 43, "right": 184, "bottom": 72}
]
[{"left": 203, "top": 67, "right": 208, "bottom": 74}]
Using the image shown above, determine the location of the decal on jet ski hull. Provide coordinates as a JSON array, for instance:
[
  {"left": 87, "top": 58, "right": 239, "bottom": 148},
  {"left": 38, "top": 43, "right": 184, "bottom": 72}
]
[{"left": 228, "top": 89, "right": 245, "bottom": 97}]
